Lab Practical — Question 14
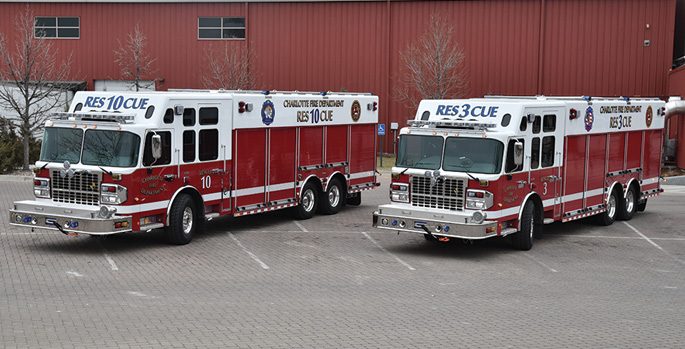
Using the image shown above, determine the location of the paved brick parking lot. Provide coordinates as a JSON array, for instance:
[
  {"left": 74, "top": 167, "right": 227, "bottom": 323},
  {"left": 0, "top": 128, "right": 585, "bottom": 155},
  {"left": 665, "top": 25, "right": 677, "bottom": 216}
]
[{"left": 1, "top": 174, "right": 685, "bottom": 348}]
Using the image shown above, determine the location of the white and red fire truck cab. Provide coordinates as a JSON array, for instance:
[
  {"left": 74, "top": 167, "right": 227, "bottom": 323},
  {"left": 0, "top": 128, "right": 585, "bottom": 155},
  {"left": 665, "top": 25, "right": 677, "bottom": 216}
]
[
  {"left": 10, "top": 90, "right": 379, "bottom": 244},
  {"left": 373, "top": 96, "right": 668, "bottom": 250}
]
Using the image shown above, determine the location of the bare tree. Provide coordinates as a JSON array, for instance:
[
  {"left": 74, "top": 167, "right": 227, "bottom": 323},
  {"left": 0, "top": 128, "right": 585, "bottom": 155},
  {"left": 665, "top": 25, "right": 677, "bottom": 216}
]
[
  {"left": 201, "top": 43, "right": 257, "bottom": 90},
  {"left": 394, "top": 13, "right": 468, "bottom": 109},
  {"left": 0, "top": 6, "right": 73, "bottom": 170},
  {"left": 114, "top": 24, "right": 157, "bottom": 91}
]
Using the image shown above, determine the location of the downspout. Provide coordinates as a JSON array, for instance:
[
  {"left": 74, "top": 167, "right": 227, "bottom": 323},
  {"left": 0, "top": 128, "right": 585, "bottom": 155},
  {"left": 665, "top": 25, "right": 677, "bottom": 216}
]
[{"left": 536, "top": 0, "right": 546, "bottom": 95}]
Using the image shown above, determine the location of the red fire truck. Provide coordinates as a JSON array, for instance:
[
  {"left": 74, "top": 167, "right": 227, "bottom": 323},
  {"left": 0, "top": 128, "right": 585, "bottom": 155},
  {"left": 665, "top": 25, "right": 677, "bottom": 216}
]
[
  {"left": 10, "top": 90, "right": 379, "bottom": 244},
  {"left": 373, "top": 96, "right": 675, "bottom": 250}
]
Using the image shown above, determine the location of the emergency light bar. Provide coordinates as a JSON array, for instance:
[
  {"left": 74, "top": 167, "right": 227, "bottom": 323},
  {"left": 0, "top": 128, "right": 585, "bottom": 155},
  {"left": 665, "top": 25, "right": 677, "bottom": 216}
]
[
  {"left": 51, "top": 112, "right": 135, "bottom": 124},
  {"left": 408, "top": 120, "right": 496, "bottom": 130}
]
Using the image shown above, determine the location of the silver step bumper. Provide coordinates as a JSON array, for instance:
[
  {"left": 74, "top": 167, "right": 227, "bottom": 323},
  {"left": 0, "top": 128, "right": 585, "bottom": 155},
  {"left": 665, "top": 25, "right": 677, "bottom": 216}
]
[
  {"left": 9, "top": 200, "right": 132, "bottom": 235},
  {"left": 372, "top": 204, "right": 498, "bottom": 240}
]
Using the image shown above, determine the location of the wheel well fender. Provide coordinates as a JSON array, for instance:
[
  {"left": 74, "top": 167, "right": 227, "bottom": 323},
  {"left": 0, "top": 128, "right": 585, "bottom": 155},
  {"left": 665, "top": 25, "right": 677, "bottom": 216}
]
[
  {"left": 517, "top": 192, "right": 543, "bottom": 231},
  {"left": 299, "top": 175, "right": 323, "bottom": 196},
  {"left": 624, "top": 178, "right": 640, "bottom": 199},
  {"left": 165, "top": 186, "right": 205, "bottom": 225},
  {"left": 606, "top": 181, "right": 622, "bottom": 203},
  {"left": 325, "top": 171, "right": 347, "bottom": 193}
]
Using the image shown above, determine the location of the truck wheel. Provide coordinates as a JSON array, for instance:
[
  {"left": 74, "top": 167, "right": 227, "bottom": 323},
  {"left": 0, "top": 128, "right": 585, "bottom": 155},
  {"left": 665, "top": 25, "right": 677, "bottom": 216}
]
[
  {"left": 166, "top": 194, "right": 196, "bottom": 245},
  {"left": 293, "top": 182, "right": 318, "bottom": 220},
  {"left": 637, "top": 199, "right": 647, "bottom": 212},
  {"left": 512, "top": 202, "right": 534, "bottom": 251},
  {"left": 346, "top": 193, "right": 362, "bottom": 206},
  {"left": 319, "top": 178, "right": 344, "bottom": 215},
  {"left": 597, "top": 189, "right": 618, "bottom": 226},
  {"left": 618, "top": 186, "right": 638, "bottom": 221}
]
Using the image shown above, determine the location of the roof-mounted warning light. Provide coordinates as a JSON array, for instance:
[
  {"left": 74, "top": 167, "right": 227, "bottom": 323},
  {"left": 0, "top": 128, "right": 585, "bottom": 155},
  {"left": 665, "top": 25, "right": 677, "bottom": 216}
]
[
  {"left": 238, "top": 101, "right": 253, "bottom": 113},
  {"left": 367, "top": 102, "right": 378, "bottom": 111},
  {"left": 569, "top": 108, "right": 578, "bottom": 120}
]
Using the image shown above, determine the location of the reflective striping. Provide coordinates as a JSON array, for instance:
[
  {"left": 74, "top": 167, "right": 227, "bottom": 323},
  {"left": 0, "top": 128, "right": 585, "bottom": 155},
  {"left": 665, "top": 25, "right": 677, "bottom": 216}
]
[
  {"left": 235, "top": 203, "right": 297, "bottom": 217},
  {"left": 349, "top": 171, "right": 374, "bottom": 180}
]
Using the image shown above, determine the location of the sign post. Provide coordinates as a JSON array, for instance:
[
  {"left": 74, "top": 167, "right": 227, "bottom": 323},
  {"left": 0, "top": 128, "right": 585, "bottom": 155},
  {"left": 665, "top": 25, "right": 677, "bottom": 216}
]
[{"left": 378, "top": 124, "right": 386, "bottom": 167}]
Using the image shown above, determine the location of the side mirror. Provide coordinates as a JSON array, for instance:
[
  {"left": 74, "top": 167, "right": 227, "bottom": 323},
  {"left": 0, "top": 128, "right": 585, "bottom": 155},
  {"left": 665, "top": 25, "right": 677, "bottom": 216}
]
[
  {"left": 527, "top": 113, "right": 537, "bottom": 124},
  {"left": 151, "top": 134, "right": 162, "bottom": 160},
  {"left": 514, "top": 141, "right": 524, "bottom": 166}
]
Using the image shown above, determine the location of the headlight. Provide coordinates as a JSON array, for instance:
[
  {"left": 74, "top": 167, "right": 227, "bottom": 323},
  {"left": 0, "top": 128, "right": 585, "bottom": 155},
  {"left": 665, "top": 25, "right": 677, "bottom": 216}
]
[
  {"left": 33, "top": 178, "right": 51, "bottom": 198},
  {"left": 390, "top": 183, "right": 409, "bottom": 203},
  {"left": 466, "top": 189, "right": 494, "bottom": 210},
  {"left": 101, "top": 184, "right": 128, "bottom": 204}
]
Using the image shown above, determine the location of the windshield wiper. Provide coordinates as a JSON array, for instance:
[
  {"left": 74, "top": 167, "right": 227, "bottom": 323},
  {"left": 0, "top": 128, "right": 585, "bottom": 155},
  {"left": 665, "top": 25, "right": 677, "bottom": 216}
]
[
  {"left": 461, "top": 167, "right": 480, "bottom": 182},
  {"left": 98, "top": 166, "right": 113, "bottom": 176}
]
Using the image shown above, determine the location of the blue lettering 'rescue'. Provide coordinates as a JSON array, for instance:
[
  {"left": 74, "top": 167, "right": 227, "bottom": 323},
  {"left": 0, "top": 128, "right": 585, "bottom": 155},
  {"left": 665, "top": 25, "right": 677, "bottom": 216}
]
[
  {"left": 435, "top": 104, "right": 499, "bottom": 118},
  {"left": 83, "top": 95, "right": 150, "bottom": 111}
]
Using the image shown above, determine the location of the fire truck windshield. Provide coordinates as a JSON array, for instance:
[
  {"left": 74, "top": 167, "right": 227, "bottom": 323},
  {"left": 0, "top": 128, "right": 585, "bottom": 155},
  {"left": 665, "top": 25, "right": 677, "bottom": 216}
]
[
  {"left": 40, "top": 127, "right": 141, "bottom": 168},
  {"left": 396, "top": 134, "right": 504, "bottom": 174}
]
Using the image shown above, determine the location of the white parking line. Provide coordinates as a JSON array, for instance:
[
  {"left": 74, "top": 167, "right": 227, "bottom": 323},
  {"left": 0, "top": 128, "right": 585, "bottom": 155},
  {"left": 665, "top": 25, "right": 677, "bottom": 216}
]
[
  {"left": 97, "top": 240, "right": 119, "bottom": 271},
  {"left": 228, "top": 232, "right": 270, "bottom": 270},
  {"left": 294, "top": 221, "right": 309, "bottom": 233},
  {"left": 623, "top": 221, "right": 685, "bottom": 266},
  {"left": 362, "top": 232, "right": 415, "bottom": 271},
  {"left": 523, "top": 253, "right": 558, "bottom": 273}
]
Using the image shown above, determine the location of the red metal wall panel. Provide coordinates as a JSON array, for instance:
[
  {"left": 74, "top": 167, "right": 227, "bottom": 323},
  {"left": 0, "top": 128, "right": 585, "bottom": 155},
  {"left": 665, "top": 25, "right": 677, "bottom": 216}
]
[
  {"left": 608, "top": 133, "right": 626, "bottom": 172},
  {"left": 0, "top": 0, "right": 677, "bottom": 155},
  {"left": 299, "top": 127, "right": 323, "bottom": 167}
]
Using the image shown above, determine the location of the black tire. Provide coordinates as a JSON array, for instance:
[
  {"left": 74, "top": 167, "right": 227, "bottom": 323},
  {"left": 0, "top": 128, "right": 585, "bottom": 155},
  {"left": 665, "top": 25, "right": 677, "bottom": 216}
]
[
  {"left": 166, "top": 194, "right": 196, "bottom": 245},
  {"left": 346, "top": 193, "right": 362, "bottom": 206},
  {"left": 319, "top": 178, "right": 344, "bottom": 215},
  {"left": 637, "top": 199, "right": 647, "bottom": 212},
  {"left": 293, "top": 181, "right": 318, "bottom": 220},
  {"left": 512, "top": 202, "right": 535, "bottom": 251},
  {"left": 597, "top": 189, "right": 619, "bottom": 226},
  {"left": 618, "top": 186, "right": 638, "bottom": 221}
]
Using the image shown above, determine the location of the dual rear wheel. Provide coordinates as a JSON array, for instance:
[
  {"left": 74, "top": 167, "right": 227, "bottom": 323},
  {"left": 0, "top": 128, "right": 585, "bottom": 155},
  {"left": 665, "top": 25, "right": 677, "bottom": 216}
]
[{"left": 293, "top": 178, "right": 351, "bottom": 220}]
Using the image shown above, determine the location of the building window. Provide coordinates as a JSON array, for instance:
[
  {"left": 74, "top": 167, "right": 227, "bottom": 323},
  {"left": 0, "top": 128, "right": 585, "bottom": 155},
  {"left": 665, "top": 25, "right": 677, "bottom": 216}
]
[
  {"left": 198, "top": 17, "right": 245, "bottom": 39},
  {"left": 35, "top": 17, "right": 80, "bottom": 39}
]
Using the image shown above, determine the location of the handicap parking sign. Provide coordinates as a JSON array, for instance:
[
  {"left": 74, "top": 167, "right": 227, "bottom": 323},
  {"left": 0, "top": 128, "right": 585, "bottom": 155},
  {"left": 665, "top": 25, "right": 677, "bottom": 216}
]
[{"left": 378, "top": 124, "right": 385, "bottom": 136}]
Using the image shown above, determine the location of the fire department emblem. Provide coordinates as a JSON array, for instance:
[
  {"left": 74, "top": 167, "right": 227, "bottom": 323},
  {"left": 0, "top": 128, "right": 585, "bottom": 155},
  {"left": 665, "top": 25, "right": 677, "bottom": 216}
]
[
  {"left": 584, "top": 106, "right": 594, "bottom": 132},
  {"left": 646, "top": 106, "right": 653, "bottom": 128},
  {"left": 351, "top": 100, "right": 361, "bottom": 122},
  {"left": 261, "top": 100, "right": 275, "bottom": 126}
]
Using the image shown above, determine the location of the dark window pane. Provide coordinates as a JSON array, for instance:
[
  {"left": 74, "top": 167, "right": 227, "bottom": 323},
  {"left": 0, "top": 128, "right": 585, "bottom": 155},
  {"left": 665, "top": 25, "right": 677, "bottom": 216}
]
[
  {"left": 163, "top": 108, "right": 174, "bottom": 124},
  {"left": 531, "top": 138, "right": 540, "bottom": 169},
  {"left": 543, "top": 114, "right": 556, "bottom": 132},
  {"left": 35, "top": 17, "right": 56, "bottom": 27},
  {"left": 532, "top": 115, "right": 541, "bottom": 134},
  {"left": 519, "top": 118, "right": 527, "bottom": 132},
  {"left": 183, "top": 108, "right": 196, "bottom": 126},
  {"left": 199, "top": 129, "right": 218, "bottom": 161},
  {"left": 183, "top": 131, "right": 195, "bottom": 163},
  {"left": 36, "top": 28, "right": 56, "bottom": 38},
  {"left": 199, "top": 17, "right": 221, "bottom": 27},
  {"left": 199, "top": 107, "right": 218, "bottom": 125},
  {"left": 223, "top": 29, "right": 245, "bottom": 39},
  {"left": 58, "top": 17, "right": 79, "bottom": 27},
  {"left": 145, "top": 106, "right": 155, "bottom": 119},
  {"left": 223, "top": 17, "right": 245, "bottom": 27},
  {"left": 199, "top": 29, "right": 221, "bottom": 39},
  {"left": 542, "top": 136, "right": 555, "bottom": 167},
  {"left": 58, "top": 28, "right": 79, "bottom": 38},
  {"left": 501, "top": 113, "right": 511, "bottom": 127}
]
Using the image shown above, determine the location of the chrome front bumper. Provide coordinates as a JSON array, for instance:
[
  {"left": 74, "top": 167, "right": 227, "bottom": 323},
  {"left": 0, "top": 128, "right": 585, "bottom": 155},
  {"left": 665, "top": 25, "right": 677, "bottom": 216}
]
[
  {"left": 372, "top": 204, "right": 498, "bottom": 240},
  {"left": 9, "top": 200, "right": 132, "bottom": 235}
]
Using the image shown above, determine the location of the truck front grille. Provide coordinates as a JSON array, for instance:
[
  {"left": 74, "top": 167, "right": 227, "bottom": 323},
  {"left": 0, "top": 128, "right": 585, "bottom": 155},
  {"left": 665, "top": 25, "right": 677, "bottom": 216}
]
[
  {"left": 411, "top": 176, "right": 466, "bottom": 211},
  {"left": 51, "top": 170, "right": 101, "bottom": 206}
]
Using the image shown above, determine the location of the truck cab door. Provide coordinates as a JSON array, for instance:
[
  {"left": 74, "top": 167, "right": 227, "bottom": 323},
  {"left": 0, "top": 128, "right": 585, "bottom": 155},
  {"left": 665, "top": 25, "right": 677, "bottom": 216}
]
[{"left": 523, "top": 107, "right": 564, "bottom": 219}]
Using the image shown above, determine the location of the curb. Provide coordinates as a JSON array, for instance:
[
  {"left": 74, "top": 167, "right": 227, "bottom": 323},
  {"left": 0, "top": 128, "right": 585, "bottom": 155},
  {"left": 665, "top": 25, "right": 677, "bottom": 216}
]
[
  {"left": 0, "top": 175, "right": 33, "bottom": 182},
  {"left": 661, "top": 175, "right": 685, "bottom": 186}
]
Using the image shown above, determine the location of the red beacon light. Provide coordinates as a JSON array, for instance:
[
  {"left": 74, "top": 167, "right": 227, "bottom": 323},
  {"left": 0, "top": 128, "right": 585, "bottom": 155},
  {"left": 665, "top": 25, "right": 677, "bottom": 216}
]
[
  {"left": 367, "top": 102, "right": 378, "bottom": 111},
  {"left": 569, "top": 108, "right": 578, "bottom": 120},
  {"left": 238, "top": 101, "right": 246, "bottom": 113}
]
